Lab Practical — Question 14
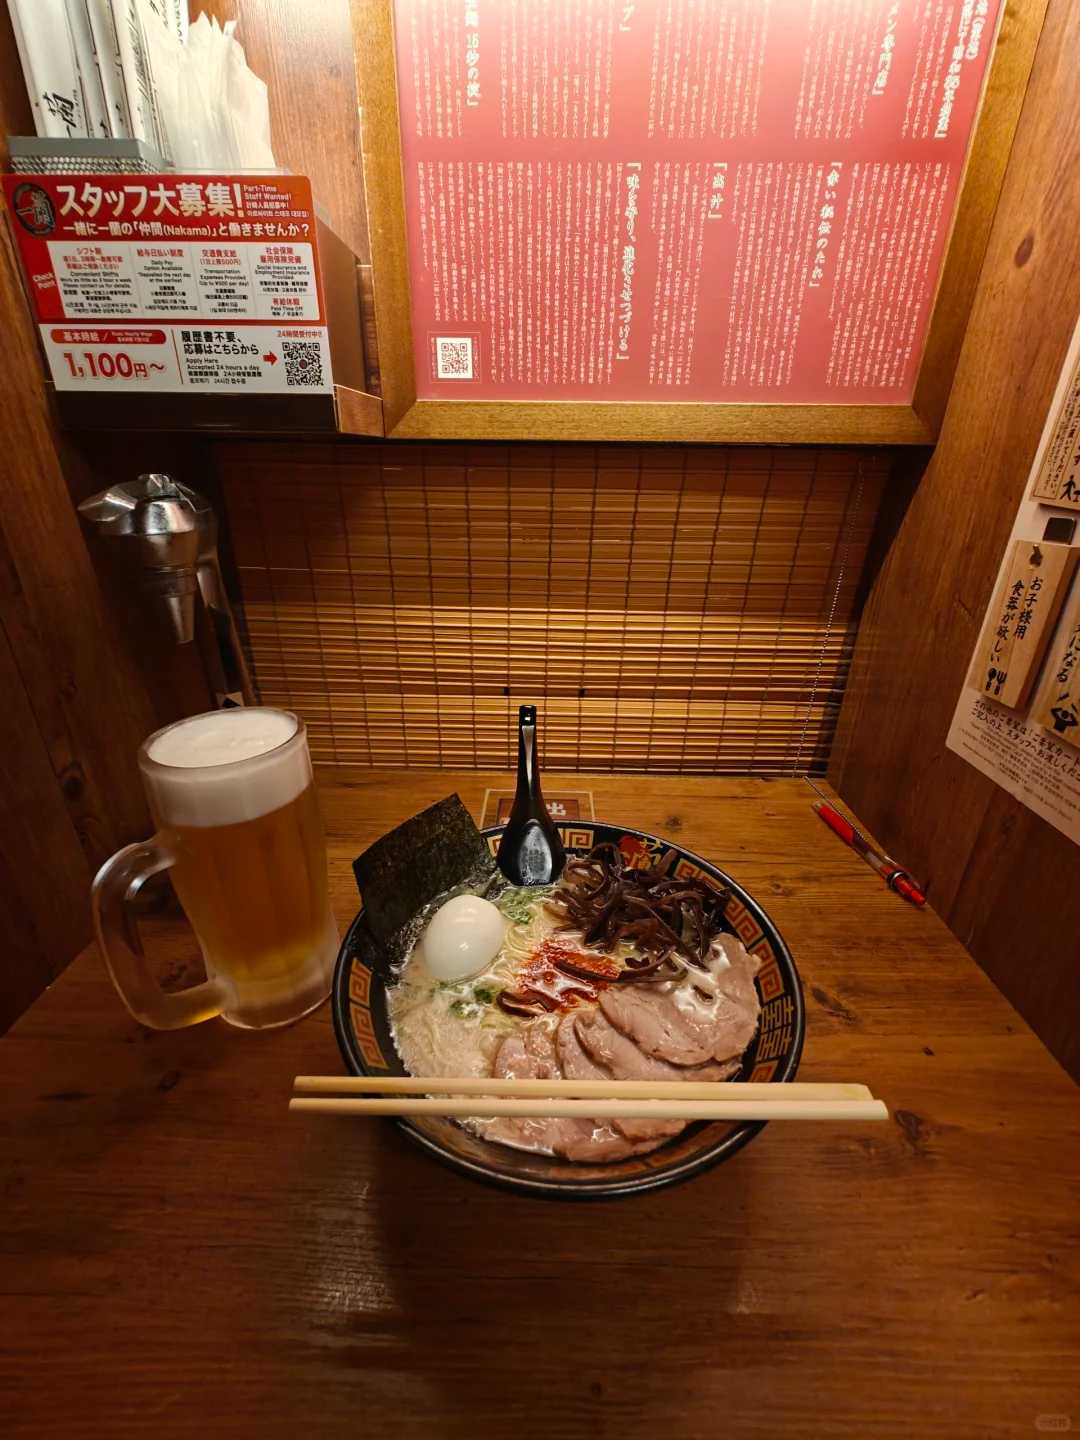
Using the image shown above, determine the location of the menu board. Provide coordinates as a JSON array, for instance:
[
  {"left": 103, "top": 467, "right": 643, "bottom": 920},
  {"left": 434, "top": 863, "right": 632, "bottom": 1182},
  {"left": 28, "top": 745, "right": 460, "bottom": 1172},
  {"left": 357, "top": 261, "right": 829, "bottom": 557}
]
[{"left": 393, "top": 0, "right": 1003, "bottom": 404}]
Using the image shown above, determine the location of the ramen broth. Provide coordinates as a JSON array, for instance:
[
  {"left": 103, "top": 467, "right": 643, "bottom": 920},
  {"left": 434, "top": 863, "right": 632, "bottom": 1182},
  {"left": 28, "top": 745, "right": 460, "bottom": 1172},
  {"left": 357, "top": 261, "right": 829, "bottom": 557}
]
[
  {"left": 390, "top": 882, "right": 623, "bottom": 1152},
  {"left": 390, "top": 884, "right": 560, "bottom": 1086},
  {"left": 387, "top": 849, "right": 763, "bottom": 1161}
]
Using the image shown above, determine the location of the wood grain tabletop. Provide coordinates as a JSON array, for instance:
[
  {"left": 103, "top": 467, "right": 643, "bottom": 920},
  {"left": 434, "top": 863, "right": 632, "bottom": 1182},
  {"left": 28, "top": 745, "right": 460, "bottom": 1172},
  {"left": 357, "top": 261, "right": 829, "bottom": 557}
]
[{"left": 2, "top": 770, "right": 1077, "bottom": 1439}]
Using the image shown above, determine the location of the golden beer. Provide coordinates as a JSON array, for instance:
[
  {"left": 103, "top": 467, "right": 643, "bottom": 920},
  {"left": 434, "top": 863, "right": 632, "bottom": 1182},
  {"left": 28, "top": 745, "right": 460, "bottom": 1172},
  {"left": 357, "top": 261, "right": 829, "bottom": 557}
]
[{"left": 93, "top": 709, "right": 338, "bottom": 1030}]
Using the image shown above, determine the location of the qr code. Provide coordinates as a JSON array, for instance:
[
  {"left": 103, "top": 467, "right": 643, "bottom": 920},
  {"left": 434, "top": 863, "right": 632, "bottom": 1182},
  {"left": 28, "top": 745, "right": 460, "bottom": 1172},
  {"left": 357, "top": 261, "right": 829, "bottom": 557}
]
[
  {"left": 436, "top": 336, "right": 474, "bottom": 379},
  {"left": 283, "top": 340, "right": 324, "bottom": 388}
]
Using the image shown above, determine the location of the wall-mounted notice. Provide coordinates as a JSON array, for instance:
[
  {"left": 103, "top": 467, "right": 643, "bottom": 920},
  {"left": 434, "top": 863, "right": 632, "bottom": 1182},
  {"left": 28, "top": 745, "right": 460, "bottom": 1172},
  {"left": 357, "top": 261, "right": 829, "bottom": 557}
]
[
  {"left": 2, "top": 172, "right": 333, "bottom": 395},
  {"left": 947, "top": 319, "right": 1080, "bottom": 846},
  {"left": 1033, "top": 596, "right": 1080, "bottom": 746},
  {"left": 394, "top": 0, "right": 1004, "bottom": 404},
  {"left": 969, "top": 538, "right": 1079, "bottom": 711},
  {"left": 1029, "top": 339, "right": 1080, "bottom": 509}
]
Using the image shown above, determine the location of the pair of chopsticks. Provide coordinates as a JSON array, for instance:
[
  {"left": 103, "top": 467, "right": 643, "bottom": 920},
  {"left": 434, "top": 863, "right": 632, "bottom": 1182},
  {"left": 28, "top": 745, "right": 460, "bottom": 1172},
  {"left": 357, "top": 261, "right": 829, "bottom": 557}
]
[{"left": 290, "top": 1075, "right": 888, "bottom": 1123}]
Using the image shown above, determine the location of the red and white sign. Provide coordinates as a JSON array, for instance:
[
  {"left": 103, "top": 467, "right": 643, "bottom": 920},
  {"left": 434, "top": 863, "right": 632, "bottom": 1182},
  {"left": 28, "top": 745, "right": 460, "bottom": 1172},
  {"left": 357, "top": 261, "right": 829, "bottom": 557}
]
[
  {"left": 393, "top": 0, "right": 1003, "bottom": 404},
  {"left": 3, "top": 173, "right": 333, "bottom": 395}
]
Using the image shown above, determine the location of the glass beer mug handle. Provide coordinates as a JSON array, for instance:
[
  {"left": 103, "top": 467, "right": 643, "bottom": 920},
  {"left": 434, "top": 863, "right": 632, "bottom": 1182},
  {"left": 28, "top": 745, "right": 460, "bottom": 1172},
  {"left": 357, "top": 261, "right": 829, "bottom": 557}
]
[{"left": 91, "top": 837, "right": 226, "bottom": 1029}]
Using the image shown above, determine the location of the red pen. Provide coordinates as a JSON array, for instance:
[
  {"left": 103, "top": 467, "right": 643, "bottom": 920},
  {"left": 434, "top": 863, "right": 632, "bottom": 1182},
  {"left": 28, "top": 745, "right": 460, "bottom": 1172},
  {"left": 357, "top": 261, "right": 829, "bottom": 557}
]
[{"left": 812, "top": 800, "right": 926, "bottom": 907}]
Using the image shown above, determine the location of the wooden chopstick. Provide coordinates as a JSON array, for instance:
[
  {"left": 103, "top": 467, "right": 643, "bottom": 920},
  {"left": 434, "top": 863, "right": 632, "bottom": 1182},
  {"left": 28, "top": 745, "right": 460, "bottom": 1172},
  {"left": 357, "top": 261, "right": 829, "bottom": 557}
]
[
  {"left": 289, "top": 1095, "right": 888, "bottom": 1122},
  {"left": 290, "top": 1077, "right": 887, "bottom": 1123},
  {"left": 294, "top": 1075, "right": 874, "bottom": 1102}
]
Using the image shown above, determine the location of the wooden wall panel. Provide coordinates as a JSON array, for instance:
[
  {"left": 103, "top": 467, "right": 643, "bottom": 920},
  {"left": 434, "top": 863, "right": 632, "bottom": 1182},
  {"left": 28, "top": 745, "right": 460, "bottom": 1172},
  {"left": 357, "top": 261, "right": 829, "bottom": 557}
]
[
  {"left": 0, "top": 0, "right": 31, "bottom": 154},
  {"left": 0, "top": 223, "right": 175, "bottom": 1029},
  {"left": 0, "top": 625, "right": 92, "bottom": 1029},
  {"left": 0, "top": 7, "right": 204, "bottom": 1031},
  {"left": 216, "top": 440, "right": 888, "bottom": 774},
  {"left": 830, "top": 0, "right": 1080, "bottom": 1079}
]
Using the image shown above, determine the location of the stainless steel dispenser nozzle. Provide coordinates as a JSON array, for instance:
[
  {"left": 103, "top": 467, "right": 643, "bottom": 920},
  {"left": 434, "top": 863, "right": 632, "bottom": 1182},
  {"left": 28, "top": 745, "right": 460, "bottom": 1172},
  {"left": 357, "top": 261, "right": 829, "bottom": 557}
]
[
  {"left": 78, "top": 474, "right": 255, "bottom": 707},
  {"left": 78, "top": 473, "right": 203, "bottom": 644}
]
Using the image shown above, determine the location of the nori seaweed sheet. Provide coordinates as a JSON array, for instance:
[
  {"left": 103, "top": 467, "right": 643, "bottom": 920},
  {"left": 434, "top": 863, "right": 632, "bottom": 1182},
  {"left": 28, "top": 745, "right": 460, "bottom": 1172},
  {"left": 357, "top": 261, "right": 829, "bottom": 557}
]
[{"left": 352, "top": 793, "right": 493, "bottom": 944}]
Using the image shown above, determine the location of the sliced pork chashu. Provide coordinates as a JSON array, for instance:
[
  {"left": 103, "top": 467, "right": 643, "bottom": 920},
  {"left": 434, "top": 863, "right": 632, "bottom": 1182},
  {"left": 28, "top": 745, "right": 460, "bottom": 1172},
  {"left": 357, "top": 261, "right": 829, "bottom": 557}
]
[
  {"left": 484, "top": 1022, "right": 667, "bottom": 1161},
  {"left": 574, "top": 1009, "right": 740, "bottom": 1084},
  {"left": 555, "top": 1012, "right": 684, "bottom": 1145},
  {"left": 598, "top": 934, "right": 761, "bottom": 1067}
]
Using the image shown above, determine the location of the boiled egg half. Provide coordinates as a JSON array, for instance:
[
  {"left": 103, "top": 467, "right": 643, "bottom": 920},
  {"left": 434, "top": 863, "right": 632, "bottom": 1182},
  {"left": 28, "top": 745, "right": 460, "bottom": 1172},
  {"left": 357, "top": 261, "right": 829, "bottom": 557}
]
[{"left": 421, "top": 894, "right": 506, "bottom": 982}]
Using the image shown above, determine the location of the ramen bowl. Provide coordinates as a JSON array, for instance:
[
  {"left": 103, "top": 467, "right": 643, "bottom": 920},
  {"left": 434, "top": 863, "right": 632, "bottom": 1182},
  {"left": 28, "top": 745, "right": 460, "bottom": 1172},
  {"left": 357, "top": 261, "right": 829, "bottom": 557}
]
[{"left": 332, "top": 822, "right": 805, "bottom": 1198}]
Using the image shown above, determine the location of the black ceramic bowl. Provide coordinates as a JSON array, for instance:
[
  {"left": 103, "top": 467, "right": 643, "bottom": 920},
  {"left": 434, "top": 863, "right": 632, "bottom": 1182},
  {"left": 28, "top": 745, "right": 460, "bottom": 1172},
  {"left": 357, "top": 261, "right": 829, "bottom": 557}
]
[{"left": 332, "top": 822, "right": 805, "bottom": 1198}]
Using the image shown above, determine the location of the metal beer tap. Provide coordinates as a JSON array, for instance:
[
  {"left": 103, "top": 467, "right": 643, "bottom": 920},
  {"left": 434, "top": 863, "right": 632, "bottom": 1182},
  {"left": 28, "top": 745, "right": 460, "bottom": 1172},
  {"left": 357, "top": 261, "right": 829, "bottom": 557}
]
[{"left": 78, "top": 473, "right": 255, "bottom": 708}]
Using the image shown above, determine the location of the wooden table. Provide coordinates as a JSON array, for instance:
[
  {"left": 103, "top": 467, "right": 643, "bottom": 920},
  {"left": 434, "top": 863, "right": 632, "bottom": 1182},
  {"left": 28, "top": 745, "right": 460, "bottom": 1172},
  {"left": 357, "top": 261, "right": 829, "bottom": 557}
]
[{"left": 2, "top": 771, "right": 1078, "bottom": 1438}]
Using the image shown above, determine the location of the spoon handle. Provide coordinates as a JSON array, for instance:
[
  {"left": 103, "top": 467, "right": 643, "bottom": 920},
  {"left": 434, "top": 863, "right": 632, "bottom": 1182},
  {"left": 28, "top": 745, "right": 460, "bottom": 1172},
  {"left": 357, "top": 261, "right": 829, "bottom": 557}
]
[{"left": 496, "top": 705, "right": 567, "bottom": 885}]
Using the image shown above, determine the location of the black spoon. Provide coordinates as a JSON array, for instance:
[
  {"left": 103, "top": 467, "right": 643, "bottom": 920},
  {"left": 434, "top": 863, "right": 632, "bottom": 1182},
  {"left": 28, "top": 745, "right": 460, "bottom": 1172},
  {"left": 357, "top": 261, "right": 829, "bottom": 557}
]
[{"left": 496, "top": 705, "right": 567, "bottom": 886}]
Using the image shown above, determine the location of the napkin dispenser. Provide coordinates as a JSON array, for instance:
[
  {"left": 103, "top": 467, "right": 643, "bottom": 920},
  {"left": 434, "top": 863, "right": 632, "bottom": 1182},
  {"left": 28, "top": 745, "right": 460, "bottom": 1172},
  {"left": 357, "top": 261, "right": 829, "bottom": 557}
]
[{"left": 78, "top": 473, "right": 255, "bottom": 707}]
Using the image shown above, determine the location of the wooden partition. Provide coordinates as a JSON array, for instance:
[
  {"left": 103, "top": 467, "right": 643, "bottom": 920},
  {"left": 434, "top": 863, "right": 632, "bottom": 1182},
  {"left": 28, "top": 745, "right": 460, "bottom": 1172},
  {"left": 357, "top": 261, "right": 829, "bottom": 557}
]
[
  {"left": 216, "top": 440, "right": 889, "bottom": 773},
  {"left": 0, "top": 18, "right": 189, "bottom": 1033},
  {"left": 831, "top": 0, "right": 1080, "bottom": 1078}
]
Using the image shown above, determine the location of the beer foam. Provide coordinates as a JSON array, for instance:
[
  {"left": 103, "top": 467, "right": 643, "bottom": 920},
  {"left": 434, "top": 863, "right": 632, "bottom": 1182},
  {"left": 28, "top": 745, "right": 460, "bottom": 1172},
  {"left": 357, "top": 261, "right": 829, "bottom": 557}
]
[{"left": 144, "top": 709, "right": 310, "bottom": 827}]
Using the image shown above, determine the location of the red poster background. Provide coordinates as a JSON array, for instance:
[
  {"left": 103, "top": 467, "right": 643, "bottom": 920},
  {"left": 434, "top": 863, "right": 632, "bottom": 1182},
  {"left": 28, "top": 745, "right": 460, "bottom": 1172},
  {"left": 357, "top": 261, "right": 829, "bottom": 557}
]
[
  {"left": 3, "top": 173, "right": 325, "bottom": 325},
  {"left": 394, "top": 0, "right": 1002, "bottom": 404}
]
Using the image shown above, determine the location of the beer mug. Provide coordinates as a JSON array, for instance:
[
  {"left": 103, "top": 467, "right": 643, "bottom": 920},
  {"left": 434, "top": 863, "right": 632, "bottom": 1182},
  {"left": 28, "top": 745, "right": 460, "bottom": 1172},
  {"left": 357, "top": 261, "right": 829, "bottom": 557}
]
[{"left": 92, "top": 708, "right": 338, "bottom": 1030}]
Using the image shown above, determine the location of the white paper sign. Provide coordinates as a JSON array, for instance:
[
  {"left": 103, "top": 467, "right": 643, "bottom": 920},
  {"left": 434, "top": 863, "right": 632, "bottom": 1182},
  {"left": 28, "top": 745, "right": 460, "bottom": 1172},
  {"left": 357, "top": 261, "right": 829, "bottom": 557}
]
[
  {"left": 946, "top": 317, "right": 1080, "bottom": 845},
  {"left": 39, "top": 322, "right": 333, "bottom": 395}
]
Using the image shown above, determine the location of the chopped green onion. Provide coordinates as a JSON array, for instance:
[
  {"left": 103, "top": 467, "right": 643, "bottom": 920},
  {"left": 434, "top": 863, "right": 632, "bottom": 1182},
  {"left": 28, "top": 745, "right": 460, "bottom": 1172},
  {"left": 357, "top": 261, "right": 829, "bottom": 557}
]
[{"left": 497, "top": 884, "right": 555, "bottom": 924}]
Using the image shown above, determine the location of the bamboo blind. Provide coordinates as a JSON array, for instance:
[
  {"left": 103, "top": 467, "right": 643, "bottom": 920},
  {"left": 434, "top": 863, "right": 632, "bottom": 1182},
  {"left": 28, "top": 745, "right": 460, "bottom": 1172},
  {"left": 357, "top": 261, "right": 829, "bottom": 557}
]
[{"left": 217, "top": 441, "right": 888, "bottom": 773}]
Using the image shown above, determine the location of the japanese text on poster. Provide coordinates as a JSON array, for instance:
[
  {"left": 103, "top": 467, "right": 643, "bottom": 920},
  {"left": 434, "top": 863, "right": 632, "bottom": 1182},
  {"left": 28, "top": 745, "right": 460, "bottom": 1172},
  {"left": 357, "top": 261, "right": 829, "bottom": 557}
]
[
  {"left": 3, "top": 173, "right": 333, "bottom": 395},
  {"left": 394, "top": 0, "right": 1003, "bottom": 403}
]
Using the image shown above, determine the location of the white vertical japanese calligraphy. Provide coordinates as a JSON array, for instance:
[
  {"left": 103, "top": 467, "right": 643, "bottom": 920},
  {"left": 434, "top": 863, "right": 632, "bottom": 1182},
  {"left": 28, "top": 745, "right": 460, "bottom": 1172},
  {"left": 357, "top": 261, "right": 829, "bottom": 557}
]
[
  {"left": 63, "top": 0, "right": 111, "bottom": 139},
  {"left": 1030, "top": 342, "right": 1080, "bottom": 511},
  {"left": 501, "top": 0, "right": 616, "bottom": 139},
  {"left": 649, "top": 0, "right": 769, "bottom": 140},
  {"left": 84, "top": 0, "right": 132, "bottom": 137},
  {"left": 416, "top": 158, "right": 620, "bottom": 388},
  {"left": 795, "top": 0, "right": 882, "bottom": 139},
  {"left": 7, "top": 0, "right": 90, "bottom": 140},
  {"left": 721, "top": 161, "right": 820, "bottom": 389},
  {"left": 109, "top": 0, "right": 167, "bottom": 155},
  {"left": 826, "top": 161, "right": 950, "bottom": 389},
  {"left": 648, "top": 162, "right": 707, "bottom": 385},
  {"left": 1033, "top": 586, "right": 1080, "bottom": 747}
]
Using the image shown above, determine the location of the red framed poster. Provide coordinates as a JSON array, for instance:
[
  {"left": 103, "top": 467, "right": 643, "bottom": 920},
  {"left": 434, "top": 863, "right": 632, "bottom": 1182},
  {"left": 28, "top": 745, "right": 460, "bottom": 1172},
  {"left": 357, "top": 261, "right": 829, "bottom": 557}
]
[
  {"left": 398, "top": 0, "right": 997, "bottom": 405},
  {"left": 3, "top": 173, "right": 334, "bottom": 398},
  {"left": 353, "top": 0, "right": 1047, "bottom": 443}
]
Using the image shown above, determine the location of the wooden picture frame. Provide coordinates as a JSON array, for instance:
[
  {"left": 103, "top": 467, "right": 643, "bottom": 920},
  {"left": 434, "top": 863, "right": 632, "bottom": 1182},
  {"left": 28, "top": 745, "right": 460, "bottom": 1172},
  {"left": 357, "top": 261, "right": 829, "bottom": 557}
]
[{"left": 352, "top": 0, "right": 1048, "bottom": 445}]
